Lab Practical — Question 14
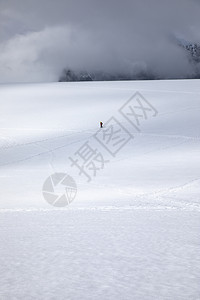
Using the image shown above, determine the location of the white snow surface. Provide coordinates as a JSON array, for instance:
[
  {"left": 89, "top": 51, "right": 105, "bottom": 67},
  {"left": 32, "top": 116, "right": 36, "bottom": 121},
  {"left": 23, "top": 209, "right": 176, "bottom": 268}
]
[{"left": 0, "top": 80, "right": 200, "bottom": 299}]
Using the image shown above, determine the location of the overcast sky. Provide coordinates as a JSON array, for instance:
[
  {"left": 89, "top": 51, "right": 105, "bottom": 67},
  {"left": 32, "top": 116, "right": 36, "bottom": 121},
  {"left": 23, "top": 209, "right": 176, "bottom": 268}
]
[{"left": 0, "top": 0, "right": 200, "bottom": 82}]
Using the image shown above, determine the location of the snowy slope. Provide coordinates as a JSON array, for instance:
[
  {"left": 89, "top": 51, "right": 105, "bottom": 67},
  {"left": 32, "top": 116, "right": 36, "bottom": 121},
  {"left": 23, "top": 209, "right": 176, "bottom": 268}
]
[
  {"left": 0, "top": 80, "right": 200, "bottom": 299},
  {"left": 0, "top": 80, "right": 200, "bottom": 209}
]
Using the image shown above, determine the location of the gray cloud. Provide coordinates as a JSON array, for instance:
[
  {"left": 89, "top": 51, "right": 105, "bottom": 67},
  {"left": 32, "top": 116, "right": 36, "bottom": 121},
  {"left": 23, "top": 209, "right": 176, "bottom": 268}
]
[{"left": 0, "top": 0, "right": 200, "bottom": 82}]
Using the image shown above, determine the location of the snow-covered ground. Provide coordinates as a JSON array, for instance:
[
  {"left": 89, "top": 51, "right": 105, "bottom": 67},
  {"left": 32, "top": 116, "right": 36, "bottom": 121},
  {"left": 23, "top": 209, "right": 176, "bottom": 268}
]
[{"left": 0, "top": 80, "right": 200, "bottom": 299}]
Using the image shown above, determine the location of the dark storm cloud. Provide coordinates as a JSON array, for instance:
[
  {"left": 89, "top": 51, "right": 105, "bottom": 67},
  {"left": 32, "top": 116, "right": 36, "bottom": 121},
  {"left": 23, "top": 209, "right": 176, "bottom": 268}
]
[{"left": 0, "top": 0, "right": 200, "bottom": 82}]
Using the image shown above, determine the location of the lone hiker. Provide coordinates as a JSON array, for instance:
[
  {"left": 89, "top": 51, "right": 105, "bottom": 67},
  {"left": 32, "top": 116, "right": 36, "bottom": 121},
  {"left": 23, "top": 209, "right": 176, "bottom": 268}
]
[{"left": 100, "top": 121, "right": 103, "bottom": 128}]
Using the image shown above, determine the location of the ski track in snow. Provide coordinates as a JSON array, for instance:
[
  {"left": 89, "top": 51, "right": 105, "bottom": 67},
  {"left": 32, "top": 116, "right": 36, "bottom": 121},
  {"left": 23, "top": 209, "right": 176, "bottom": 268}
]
[{"left": 0, "top": 130, "right": 199, "bottom": 166}]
